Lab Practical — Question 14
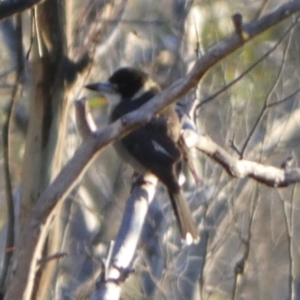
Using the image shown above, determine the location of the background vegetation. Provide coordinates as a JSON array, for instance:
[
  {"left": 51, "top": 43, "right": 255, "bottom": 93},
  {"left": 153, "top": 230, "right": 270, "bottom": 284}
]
[{"left": 0, "top": 0, "right": 300, "bottom": 299}]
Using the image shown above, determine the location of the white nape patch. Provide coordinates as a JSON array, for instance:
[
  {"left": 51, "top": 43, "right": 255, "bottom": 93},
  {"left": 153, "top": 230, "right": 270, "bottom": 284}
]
[
  {"left": 151, "top": 140, "right": 172, "bottom": 158},
  {"left": 132, "top": 78, "right": 159, "bottom": 100}
]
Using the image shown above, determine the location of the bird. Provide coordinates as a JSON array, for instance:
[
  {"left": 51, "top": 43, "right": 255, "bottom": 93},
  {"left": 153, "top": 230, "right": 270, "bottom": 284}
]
[{"left": 85, "top": 67, "right": 199, "bottom": 243}]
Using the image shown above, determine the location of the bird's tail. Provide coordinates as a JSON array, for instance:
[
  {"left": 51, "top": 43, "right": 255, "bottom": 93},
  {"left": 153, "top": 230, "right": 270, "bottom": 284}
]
[{"left": 168, "top": 190, "right": 199, "bottom": 244}]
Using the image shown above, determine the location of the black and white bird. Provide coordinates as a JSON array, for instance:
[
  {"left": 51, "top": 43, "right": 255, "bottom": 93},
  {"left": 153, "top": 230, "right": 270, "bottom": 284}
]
[{"left": 85, "top": 67, "right": 198, "bottom": 243}]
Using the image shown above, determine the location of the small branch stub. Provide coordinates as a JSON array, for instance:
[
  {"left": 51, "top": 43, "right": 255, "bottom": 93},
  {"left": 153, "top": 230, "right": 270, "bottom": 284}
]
[{"left": 232, "top": 13, "right": 249, "bottom": 41}]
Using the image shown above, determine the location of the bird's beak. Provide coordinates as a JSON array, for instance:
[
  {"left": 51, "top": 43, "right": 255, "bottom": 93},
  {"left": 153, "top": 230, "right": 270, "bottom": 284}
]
[
  {"left": 85, "top": 81, "right": 121, "bottom": 108},
  {"left": 85, "top": 82, "right": 116, "bottom": 94}
]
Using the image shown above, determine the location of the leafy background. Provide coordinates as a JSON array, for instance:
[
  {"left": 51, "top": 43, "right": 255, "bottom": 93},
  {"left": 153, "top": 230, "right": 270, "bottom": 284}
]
[{"left": 1, "top": 0, "right": 300, "bottom": 299}]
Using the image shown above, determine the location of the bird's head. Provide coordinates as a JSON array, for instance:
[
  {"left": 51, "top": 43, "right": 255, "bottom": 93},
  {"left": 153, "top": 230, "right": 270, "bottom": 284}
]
[{"left": 85, "top": 68, "right": 159, "bottom": 106}]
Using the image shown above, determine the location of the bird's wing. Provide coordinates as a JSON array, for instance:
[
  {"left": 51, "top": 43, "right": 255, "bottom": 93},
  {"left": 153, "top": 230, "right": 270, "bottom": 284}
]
[{"left": 121, "top": 122, "right": 181, "bottom": 169}]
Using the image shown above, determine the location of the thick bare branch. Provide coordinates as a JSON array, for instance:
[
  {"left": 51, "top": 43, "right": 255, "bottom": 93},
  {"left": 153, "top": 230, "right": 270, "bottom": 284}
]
[
  {"left": 183, "top": 130, "right": 300, "bottom": 188},
  {"left": 91, "top": 174, "right": 158, "bottom": 299}
]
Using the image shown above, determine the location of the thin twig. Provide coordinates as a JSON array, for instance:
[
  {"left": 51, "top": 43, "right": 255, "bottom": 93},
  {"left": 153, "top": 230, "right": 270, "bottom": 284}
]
[
  {"left": 240, "top": 15, "right": 299, "bottom": 158},
  {"left": 196, "top": 18, "right": 298, "bottom": 113},
  {"left": 0, "top": 14, "right": 23, "bottom": 294}
]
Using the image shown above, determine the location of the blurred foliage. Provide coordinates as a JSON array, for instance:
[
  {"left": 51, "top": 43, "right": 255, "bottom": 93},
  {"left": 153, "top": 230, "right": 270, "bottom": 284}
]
[{"left": 1, "top": 0, "right": 300, "bottom": 299}]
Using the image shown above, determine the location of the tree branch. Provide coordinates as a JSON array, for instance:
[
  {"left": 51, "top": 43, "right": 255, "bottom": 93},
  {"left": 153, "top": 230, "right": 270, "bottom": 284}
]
[
  {"left": 91, "top": 174, "right": 158, "bottom": 299},
  {"left": 183, "top": 130, "right": 300, "bottom": 188}
]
